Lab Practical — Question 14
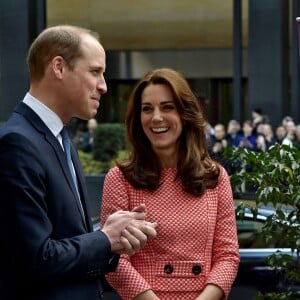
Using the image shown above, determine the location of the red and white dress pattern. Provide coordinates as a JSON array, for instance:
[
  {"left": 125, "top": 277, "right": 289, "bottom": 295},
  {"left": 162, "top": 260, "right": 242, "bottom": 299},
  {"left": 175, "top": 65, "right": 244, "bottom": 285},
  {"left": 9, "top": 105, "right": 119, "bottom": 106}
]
[{"left": 101, "top": 166, "right": 240, "bottom": 300}]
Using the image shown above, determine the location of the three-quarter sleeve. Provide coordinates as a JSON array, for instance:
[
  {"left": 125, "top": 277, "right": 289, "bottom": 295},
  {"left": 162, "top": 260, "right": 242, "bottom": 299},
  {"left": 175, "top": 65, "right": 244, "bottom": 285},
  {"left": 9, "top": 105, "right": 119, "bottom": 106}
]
[{"left": 205, "top": 167, "right": 240, "bottom": 298}]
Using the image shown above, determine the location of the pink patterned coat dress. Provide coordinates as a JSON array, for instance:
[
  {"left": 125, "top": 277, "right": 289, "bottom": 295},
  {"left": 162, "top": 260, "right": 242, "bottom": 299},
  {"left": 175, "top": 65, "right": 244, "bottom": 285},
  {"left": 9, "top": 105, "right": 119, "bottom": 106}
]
[{"left": 101, "top": 166, "right": 240, "bottom": 300}]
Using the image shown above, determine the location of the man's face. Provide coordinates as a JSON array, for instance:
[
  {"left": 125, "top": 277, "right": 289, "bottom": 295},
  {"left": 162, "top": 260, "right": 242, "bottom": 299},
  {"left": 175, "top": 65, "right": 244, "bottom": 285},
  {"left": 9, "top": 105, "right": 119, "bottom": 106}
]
[{"left": 62, "top": 34, "right": 107, "bottom": 122}]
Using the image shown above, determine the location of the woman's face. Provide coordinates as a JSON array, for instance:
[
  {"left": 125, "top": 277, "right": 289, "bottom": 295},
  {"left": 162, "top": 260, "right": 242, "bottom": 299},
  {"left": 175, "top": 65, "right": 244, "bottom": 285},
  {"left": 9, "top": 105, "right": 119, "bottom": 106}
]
[{"left": 140, "top": 83, "right": 183, "bottom": 158}]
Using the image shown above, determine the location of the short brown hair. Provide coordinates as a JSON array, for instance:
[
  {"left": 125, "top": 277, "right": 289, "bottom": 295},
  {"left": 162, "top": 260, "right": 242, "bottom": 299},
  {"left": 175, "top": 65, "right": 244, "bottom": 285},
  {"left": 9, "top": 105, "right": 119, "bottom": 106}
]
[{"left": 27, "top": 25, "right": 99, "bottom": 82}]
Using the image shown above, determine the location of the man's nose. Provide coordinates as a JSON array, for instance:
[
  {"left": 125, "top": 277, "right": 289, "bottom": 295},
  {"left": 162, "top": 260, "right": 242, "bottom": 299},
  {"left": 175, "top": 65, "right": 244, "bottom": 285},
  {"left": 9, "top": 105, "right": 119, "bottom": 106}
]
[{"left": 97, "top": 76, "right": 107, "bottom": 94}]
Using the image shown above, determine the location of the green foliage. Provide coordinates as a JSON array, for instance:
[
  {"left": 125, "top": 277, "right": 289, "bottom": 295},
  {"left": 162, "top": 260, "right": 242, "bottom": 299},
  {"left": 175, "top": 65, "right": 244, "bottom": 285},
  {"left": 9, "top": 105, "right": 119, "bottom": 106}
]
[
  {"left": 93, "top": 123, "right": 126, "bottom": 162},
  {"left": 78, "top": 150, "right": 106, "bottom": 174},
  {"left": 78, "top": 123, "right": 127, "bottom": 174},
  {"left": 225, "top": 145, "right": 300, "bottom": 210},
  {"left": 225, "top": 144, "right": 300, "bottom": 299},
  {"left": 78, "top": 123, "right": 128, "bottom": 174},
  {"left": 255, "top": 291, "right": 298, "bottom": 300},
  {"left": 115, "top": 149, "right": 129, "bottom": 162},
  {"left": 78, "top": 149, "right": 129, "bottom": 174}
]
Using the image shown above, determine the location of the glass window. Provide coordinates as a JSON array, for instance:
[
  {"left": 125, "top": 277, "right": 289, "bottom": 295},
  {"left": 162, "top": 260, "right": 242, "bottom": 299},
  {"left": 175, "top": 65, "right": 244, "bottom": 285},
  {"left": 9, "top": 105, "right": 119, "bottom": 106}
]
[
  {"left": 236, "top": 217, "right": 284, "bottom": 249},
  {"left": 237, "top": 218, "right": 266, "bottom": 248}
]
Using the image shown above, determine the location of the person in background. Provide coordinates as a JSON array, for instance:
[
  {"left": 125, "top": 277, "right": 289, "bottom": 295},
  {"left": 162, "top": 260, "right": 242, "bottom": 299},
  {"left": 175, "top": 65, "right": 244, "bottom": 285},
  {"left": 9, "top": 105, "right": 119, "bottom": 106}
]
[
  {"left": 81, "top": 117, "right": 98, "bottom": 152},
  {"left": 101, "top": 68, "right": 240, "bottom": 300},
  {"left": 72, "top": 121, "right": 87, "bottom": 149},
  {"left": 255, "top": 123, "right": 267, "bottom": 152},
  {"left": 261, "top": 123, "right": 276, "bottom": 149},
  {"left": 251, "top": 108, "right": 264, "bottom": 133},
  {"left": 281, "top": 115, "right": 294, "bottom": 129},
  {"left": 235, "top": 120, "right": 257, "bottom": 150},
  {"left": 251, "top": 107, "right": 269, "bottom": 136},
  {"left": 275, "top": 125, "right": 287, "bottom": 144},
  {"left": 226, "top": 119, "right": 242, "bottom": 147},
  {"left": 210, "top": 123, "right": 228, "bottom": 164},
  {"left": 293, "top": 124, "right": 300, "bottom": 149},
  {"left": 204, "top": 121, "right": 215, "bottom": 150},
  {"left": 282, "top": 119, "right": 296, "bottom": 146},
  {"left": 0, "top": 25, "right": 157, "bottom": 300}
]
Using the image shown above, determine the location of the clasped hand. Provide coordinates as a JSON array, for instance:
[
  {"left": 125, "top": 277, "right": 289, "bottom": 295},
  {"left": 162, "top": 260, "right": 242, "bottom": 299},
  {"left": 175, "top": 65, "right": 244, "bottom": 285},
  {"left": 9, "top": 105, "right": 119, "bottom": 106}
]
[{"left": 101, "top": 204, "right": 157, "bottom": 255}]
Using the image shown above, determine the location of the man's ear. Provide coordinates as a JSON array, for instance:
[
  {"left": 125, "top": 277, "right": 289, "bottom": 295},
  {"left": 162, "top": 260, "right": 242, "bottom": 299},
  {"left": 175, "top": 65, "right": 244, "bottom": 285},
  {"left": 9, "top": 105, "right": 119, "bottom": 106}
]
[{"left": 52, "top": 56, "right": 66, "bottom": 79}]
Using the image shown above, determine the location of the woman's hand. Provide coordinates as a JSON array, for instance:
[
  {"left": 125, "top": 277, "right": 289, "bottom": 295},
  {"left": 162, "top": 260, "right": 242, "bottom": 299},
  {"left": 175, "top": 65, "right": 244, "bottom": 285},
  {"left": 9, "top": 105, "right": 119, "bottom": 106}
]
[
  {"left": 195, "top": 284, "right": 224, "bottom": 300},
  {"left": 133, "top": 289, "right": 160, "bottom": 300}
]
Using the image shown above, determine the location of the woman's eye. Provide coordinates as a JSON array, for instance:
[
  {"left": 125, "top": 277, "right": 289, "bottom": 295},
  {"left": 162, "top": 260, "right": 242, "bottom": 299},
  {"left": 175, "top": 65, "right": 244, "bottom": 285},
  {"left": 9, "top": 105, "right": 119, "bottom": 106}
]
[
  {"left": 163, "top": 105, "right": 175, "bottom": 110},
  {"left": 142, "top": 106, "right": 152, "bottom": 112}
]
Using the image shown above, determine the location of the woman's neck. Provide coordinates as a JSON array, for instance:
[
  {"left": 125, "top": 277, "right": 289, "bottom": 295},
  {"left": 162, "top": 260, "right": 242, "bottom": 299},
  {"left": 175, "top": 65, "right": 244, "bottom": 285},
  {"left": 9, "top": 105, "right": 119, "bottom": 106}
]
[{"left": 155, "top": 150, "right": 178, "bottom": 168}]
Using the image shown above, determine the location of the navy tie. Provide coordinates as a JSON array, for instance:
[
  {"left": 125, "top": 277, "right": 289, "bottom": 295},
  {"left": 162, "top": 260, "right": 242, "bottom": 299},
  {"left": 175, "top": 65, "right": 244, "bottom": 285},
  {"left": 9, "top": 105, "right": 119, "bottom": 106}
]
[{"left": 60, "top": 127, "right": 86, "bottom": 221}]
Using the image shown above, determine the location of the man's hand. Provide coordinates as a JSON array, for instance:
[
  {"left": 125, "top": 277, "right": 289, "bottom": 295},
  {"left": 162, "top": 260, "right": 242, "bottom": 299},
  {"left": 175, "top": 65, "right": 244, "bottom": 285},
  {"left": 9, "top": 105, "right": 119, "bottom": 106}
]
[
  {"left": 101, "top": 204, "right": 157, "bottom": 255},
  {"left": 120, "top": 219, "right": 157, "bottom": 255}
]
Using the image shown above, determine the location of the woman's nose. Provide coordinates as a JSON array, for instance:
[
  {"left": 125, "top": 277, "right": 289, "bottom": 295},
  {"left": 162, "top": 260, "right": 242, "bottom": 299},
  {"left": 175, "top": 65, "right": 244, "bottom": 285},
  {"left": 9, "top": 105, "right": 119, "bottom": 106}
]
[{"left": 152, "top": 109, "right": 163, "bottom": 122}]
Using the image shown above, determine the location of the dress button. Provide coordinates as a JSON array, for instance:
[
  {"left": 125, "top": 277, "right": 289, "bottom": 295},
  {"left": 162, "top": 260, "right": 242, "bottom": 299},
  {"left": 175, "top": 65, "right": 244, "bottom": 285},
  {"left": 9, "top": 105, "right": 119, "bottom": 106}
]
[
  {"left": 192, "top": 264, "right": 202, "bottom": 275},
  {"left": 164, "top": 264, "right": 174, "bottom": 274}
]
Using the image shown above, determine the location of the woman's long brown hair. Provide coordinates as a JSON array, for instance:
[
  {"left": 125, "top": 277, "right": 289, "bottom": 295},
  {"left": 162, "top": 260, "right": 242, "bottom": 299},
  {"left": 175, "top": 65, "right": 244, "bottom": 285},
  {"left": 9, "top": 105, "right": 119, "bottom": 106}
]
[{"left": 118, "top": 68, "right": 220, "bottom": 196}]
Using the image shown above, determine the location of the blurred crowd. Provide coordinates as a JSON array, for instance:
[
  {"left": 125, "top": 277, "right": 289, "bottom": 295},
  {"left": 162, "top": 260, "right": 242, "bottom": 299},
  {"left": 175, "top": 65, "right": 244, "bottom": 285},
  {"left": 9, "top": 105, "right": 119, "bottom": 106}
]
[
  {"left": 206, "top": 108, "right": 300, "bottom": 172},
  {"left": 71, "top": 108, "right": 300, "bottom": 175},
  {"left": 72, "top": 118, "right": 98, "bottom": 153}
]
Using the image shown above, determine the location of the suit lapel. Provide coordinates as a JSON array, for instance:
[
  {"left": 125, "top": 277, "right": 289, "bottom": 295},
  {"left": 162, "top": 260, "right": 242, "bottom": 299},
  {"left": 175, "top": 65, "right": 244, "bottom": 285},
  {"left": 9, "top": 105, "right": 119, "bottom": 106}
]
[{"left": 14, "top": 103, "right": 90, "bottom": 231}]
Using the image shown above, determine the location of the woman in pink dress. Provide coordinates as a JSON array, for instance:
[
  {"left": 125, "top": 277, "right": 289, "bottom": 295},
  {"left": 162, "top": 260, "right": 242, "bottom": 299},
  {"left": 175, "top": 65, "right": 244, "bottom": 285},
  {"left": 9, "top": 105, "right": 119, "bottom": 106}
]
[{"left": 101, "top": 68, "right": 240, "bottom": 300}]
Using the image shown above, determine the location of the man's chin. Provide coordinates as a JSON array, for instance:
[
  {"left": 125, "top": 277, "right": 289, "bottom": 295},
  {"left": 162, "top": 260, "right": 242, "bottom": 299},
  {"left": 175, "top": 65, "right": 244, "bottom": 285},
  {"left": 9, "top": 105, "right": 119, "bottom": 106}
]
[{"left": 76, "top": 112, "right": 96, "bottom": 121}]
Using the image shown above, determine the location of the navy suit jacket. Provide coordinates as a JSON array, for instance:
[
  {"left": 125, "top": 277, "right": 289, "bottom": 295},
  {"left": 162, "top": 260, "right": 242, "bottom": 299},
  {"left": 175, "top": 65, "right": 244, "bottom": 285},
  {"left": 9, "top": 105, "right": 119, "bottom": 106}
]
[{"left": 0, "top": 102, "right": 117, "bottom": 300}]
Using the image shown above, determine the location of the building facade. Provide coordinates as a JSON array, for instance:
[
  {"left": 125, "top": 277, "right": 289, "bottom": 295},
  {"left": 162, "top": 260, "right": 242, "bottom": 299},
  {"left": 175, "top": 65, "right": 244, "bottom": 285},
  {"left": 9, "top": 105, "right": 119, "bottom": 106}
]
[{"left": 1, "top": 0, "right": 300, "bottom": 127}]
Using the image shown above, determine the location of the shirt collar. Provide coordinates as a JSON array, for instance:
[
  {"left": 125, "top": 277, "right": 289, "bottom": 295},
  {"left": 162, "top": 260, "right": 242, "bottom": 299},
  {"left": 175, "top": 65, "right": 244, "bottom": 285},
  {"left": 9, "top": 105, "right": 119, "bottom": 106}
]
[{"left": 23, "top": 92, "right": 64, "bottom": 137}]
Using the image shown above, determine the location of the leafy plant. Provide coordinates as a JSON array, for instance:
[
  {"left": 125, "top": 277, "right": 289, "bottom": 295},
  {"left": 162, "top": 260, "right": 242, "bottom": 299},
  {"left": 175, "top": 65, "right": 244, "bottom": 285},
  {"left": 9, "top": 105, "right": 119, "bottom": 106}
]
[
  {"left": 78, "top": 149, "right": 129, "bottom": 175},
  {"left": 78, "top": 150, "right": 105, "bottom": 174},
  {"left": 224, "top": 144, "right": 300, "bottom": 299},
  {"left": 93, "top": 123, "right": 126, "bottom": 162}
]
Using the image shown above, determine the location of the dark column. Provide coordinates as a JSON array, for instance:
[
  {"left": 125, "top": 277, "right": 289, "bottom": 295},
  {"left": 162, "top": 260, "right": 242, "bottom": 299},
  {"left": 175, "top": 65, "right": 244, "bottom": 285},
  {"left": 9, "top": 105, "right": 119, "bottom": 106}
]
[
  {"left": 233, "top": 0, "right": 242, "bottom": 122},
  {"left": 291, "top": 0, "right": 300, "bottom": 122},
  {"left": 0, "top": 0, "right": 46, "bottom": 122},
  {"left": 248, "top": 0, "right": 289, "bottom": 126},
  {"left": 106, "top": 50, "right": 132, "bottom": 79}
]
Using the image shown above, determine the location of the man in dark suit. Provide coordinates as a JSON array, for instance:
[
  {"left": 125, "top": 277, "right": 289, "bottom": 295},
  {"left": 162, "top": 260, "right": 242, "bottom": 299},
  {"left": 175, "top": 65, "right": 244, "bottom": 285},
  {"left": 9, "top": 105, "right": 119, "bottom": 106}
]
[{"left": 0, "top": 25, "right": 157, "bottom": 300}]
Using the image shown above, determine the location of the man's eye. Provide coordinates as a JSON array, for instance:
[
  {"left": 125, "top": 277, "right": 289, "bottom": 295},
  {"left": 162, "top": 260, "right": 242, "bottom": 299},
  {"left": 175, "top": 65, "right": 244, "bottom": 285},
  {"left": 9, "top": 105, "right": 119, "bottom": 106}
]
[{"left": 91, "top": 70, "right": 99, "bottom": 76}]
